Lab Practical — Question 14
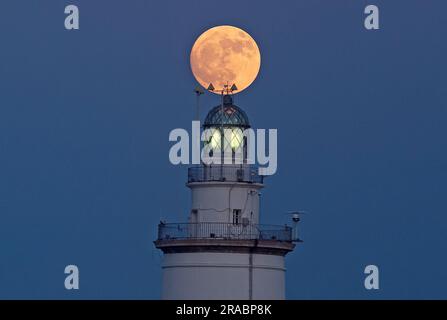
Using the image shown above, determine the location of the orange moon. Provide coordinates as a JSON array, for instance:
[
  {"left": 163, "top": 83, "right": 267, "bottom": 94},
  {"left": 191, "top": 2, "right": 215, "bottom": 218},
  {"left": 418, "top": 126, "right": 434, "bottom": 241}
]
[{"left": 190, "top": 25, "right": 261, "bottom": 94}]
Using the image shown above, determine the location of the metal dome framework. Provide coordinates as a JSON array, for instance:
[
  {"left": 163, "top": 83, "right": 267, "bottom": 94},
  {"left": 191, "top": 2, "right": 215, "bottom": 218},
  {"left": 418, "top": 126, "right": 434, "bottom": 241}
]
[
  {"left": 203, "top": 103, "right": 250, "bottom": 129},
  {"left": 203, "top": 96, "right": 250, "bottom": 153}
]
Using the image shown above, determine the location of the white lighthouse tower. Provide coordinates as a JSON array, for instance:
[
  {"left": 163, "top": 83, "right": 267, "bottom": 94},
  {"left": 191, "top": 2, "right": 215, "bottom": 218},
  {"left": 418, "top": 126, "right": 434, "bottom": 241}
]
[{"left": 155, "top": 92, "right": 298, "bottom": 300}]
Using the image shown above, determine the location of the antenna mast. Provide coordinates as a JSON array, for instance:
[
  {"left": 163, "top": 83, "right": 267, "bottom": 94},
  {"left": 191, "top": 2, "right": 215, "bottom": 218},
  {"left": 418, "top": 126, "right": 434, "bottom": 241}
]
[{"left": 194, "top": 86, "right": 204, "bottom": 121}]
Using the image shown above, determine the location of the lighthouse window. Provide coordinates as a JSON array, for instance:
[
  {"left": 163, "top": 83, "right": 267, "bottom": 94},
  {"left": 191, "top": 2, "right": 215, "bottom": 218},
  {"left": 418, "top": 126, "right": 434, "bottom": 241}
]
[
  {"left": 233, "top": 209, "right": 241, "bottom": 225},
  {"left": 190, "top": 209, "right": 198, "bottom": 223}
]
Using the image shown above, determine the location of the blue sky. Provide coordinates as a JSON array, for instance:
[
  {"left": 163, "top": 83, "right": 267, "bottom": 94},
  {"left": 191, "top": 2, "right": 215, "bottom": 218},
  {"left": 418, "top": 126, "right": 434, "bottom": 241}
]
[{"left": 0, "top": 0, "right": 446, "bottom": 299}]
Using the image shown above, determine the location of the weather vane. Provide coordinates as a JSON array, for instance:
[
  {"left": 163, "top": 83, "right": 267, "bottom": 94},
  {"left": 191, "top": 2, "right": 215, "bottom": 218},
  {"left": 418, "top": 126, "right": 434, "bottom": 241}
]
[{"left": 206, "top": 82, "right": 238, "bottom": 95}]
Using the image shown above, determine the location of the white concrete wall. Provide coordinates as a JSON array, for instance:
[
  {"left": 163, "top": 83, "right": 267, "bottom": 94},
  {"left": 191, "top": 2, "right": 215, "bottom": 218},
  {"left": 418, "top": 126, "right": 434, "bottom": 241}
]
[
  {"left": 189, "top": 183, "right": 263, "bottom": 225},
  {"left": 161, "top": 252, "right": 286, "bottom": 300}
]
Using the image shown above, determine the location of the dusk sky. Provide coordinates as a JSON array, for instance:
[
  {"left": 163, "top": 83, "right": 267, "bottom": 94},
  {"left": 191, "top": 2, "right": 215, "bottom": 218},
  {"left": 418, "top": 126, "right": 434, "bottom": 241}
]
[{"left": 1, "top": 0, "right": 447, "bottom": 299}]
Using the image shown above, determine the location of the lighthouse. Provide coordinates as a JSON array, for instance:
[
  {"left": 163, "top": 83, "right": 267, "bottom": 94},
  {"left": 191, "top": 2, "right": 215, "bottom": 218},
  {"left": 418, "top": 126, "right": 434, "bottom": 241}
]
[{"left": 154, "top": 92, "right": 298, "bottom": 300}]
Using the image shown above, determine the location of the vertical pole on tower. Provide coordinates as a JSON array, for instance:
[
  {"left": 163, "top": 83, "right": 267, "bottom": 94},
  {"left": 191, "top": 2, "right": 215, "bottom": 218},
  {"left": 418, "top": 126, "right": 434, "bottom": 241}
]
[{"left": 194, "top": 86, "right": 204, "bottom": 121}]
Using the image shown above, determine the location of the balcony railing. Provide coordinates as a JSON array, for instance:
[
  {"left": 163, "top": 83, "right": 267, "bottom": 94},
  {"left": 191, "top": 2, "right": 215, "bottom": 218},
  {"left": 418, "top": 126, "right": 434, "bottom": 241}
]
[
  {"left": 157, "top": 222, "right": 293, "bottom": 242},
  {"left": 188, "top": 166, "right": 263, "bottom": 184}
]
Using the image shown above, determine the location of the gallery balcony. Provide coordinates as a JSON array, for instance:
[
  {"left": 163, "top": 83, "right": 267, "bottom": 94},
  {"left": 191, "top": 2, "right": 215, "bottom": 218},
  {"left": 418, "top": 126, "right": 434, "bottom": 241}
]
[
  {"left": 187, "top": 165, "right": 264, "bottom": 184},
  {"left": 157, "top": 222, "right": 293, "bottom": 242},
  {"left": 154, "top": 222, "right": 296, "bottom": 255}
]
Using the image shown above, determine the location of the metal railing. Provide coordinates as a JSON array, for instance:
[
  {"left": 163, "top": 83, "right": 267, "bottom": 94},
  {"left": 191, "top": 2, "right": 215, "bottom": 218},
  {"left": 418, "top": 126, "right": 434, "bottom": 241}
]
[
  {"left": 188, "top": 166, "right": 263, "bottom": 184},
  {"left": 157, "top": 222, "right": 292, "bottom": 242}
]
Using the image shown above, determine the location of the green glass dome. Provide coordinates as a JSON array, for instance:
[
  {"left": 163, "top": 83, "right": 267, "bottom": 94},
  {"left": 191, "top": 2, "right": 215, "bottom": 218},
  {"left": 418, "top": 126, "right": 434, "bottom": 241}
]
[{"left": 203, "top": 95, "right": 250, "bottom": 129}]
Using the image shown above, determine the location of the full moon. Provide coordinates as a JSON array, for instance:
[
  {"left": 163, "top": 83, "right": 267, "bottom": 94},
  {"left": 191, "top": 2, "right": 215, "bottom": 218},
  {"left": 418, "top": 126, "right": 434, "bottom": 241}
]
[{"left": 190, "top": 25, "right": 261, "bottom": 94}]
